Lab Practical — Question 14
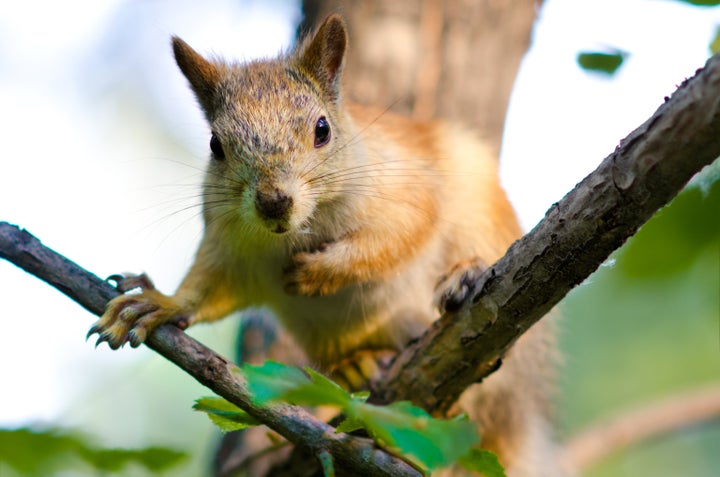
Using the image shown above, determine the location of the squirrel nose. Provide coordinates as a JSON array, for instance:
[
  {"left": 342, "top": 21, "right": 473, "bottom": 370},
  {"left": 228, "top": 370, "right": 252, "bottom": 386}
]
[{"left": 255, "top": 189, "right": 293, "bottom": 221}]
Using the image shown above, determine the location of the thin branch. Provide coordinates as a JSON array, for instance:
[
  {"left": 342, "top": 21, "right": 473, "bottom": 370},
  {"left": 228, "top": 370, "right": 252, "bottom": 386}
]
[
  {"left": 0, "top": 222, "right": 420, "bottom": 477},
  {"left": 372, "top": 53, "right": 720, "bottom": 413},
  {"left": 560, "top": 385, "right": 720, "bottom": 472}
]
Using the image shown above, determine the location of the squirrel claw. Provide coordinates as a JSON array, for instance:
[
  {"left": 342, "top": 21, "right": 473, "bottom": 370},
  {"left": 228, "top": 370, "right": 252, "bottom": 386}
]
[
  {"left": 93, "top": 332, "right": 111, "bottom": 349},
  {"left": 86, "top": 324, "right": 101, "bottom": 340},
  {"left": 434, "top": 257, "right": 487, "bottom": 314},
  {"left": 127, "top": 328, "right": 145, "bottom": 348}
]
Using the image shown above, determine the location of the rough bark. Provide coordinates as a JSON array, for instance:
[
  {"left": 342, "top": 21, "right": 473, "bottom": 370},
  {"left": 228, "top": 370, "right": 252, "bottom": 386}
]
[
  {"left": 2, "top": 52, "right": 718, "bottom": 477},
  {"left": 300, "top": 0, "right": 541, "bottom": 153}
]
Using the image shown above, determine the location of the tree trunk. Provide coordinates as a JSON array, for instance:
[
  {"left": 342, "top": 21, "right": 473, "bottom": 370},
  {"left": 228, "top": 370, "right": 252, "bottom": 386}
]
[{"left": 300, "top": 0, "right": 541, "bottom": 154}]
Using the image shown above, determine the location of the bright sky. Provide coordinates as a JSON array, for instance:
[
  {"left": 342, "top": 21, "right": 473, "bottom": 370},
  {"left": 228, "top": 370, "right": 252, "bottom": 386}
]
[{"left": 0, "top": 0, "right": 717, "bottom": 428}]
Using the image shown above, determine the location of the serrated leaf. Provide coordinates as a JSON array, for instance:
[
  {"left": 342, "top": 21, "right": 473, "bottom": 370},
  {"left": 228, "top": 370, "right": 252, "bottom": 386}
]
[
  {"left": 577, "top": 51, "right": 625, "bottom": 75},
  {"left": 458, "top": 449, "right": 507, "bottom": 477},
  {"left": 280, "top": 367, "right": 351, "bottom": 407},
  {"left": 193, "top": 396, "right": 260, "bottom": 433},
  {"left": 243, "top": 361, "right": 311, "bottom": 403},
  {"left": 350, "top": 400, "right": 479, "bottom": 470}
]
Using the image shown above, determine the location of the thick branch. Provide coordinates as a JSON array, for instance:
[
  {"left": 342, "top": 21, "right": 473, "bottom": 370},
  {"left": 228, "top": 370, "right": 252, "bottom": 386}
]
[
  {"left": 0, "top": 222, "right": 420, "bottom": 477},
  {"left": 373, "top": 53, "right": 720, "bottom": 412}
]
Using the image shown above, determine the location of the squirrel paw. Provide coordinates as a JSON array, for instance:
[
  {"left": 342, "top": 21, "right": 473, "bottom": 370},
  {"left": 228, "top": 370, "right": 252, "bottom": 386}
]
[
  {"left": 433, "top": 257, "right": 487, "bottom": 314},
  {"left": 329, "top": 348, "right": 396, "bottom": 392},
  {"left": 283, "top": 243, "right": 345, "bottom": 296},
  {"left": 88, "top": 276, "right": 189, "bottom": 349}
]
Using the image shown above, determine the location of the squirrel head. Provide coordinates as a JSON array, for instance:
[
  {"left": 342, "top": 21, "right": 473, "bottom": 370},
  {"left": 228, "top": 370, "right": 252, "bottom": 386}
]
[{"left": 171, "top": 15, "right": 354, "bottom": 240}]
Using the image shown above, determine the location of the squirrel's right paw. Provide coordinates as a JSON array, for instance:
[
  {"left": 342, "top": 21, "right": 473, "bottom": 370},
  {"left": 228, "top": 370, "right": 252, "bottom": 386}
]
[{"left": 88, "top": 287, "right": 189, "bottom": 349}]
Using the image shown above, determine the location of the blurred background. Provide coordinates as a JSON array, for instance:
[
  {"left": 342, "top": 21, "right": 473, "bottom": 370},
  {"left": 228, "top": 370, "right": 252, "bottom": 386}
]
[{"left": 0, "top": 0, "right": 718, "bottom": 476}]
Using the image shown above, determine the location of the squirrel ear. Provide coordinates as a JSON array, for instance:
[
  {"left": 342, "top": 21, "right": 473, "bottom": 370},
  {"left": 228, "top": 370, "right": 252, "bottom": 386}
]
[
  {"left": 172, "top": 36, "right": 220, "bottom": 119},
  {"left": 297, "top": 14, "right": 348, "bottom": 101}
]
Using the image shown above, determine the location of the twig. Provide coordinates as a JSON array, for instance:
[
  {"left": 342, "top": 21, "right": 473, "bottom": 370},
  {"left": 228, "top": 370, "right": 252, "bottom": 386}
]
[
  {"left": 0, "top": 222, "right": 420, "bottom": 477},
  {"left": 560, "top": 385, "right": 720, "bottom": 472}
]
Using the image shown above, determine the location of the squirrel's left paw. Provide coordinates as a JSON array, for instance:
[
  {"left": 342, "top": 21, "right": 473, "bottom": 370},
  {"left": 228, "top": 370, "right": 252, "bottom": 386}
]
[
  {"left": 433, "top": 257, "right": 487, "bottom": 314},
  {"left": 283, "top": 243, "right": 346, "bottom": 296}
]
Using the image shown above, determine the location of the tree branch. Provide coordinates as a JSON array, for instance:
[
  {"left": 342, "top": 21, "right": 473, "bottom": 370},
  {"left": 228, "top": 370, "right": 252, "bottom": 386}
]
[
  {"left": 1, "top": 51, "right": 718, "bottom": 477},
  {"left": 0, "top": 222, "right": 420, "bottom": 477},
  {"left": 372, "top": 52, "right": 720, "bottom": 413},
  {"left": 560, "top": 385, "right": 720, "bottom": 472}
]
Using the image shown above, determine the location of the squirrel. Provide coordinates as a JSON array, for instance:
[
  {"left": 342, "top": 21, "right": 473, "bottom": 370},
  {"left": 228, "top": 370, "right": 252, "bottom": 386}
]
[{"left": 89, "top": 14, "right": 562, "bottom": 477}]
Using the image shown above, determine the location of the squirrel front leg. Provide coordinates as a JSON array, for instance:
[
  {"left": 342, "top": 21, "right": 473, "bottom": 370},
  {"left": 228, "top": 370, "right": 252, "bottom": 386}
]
[
  {"left": 283, "top": 192, "right": 438, "bottom": 296},
  {"left": 88, "top": 238, "right": 241, "bottom": 349}
]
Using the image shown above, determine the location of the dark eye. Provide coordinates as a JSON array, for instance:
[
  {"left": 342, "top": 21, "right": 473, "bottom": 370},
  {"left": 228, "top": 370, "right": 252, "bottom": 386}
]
[
  {"left": 210, "top": 133, "right": 225, "bottom": 160},
  {"left": 314, "top": 116, "right": 331, "bottom": 148}
]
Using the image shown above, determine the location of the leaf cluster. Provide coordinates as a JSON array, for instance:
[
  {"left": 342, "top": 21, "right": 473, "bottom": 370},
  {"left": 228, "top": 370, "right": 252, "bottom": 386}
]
[{"left": 194, "top": 361, "right": 506, "bottom": 476}]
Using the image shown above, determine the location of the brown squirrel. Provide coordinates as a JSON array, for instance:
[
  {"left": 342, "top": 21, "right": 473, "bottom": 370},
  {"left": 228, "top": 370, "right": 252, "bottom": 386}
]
[{"left": 89, "top": 14, "right": 561, "bottom": 477}]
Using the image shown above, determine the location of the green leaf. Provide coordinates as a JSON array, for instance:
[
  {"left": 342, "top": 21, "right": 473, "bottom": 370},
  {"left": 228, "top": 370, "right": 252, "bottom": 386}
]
[
  {"left": 577, "top": 51, "right": 625, "bottom": 75},
  {"left": 458, "top": 449, "right": 507, "bottom": 477},
  {"left": 243, "top": 361, "right": 311, "bottom": 403},
  {"left": 0, "top": 427, "right": 186, "bottom": 476},
  {"left": 673, "top": 0, "right": 720, "bottom": 6},
  {"left": 80, "top": 447, "right": 187, "bottom": 473},
  {"left": 193, "top": 396, "right": 260, "bottom": 433},
  {"left": 711, "top": 26, "right": 720, "bottom": 54},
  {"left": 350, "top": 401, "right": 479, "bottom": 470},
  {"left": 280, "top": 367, "right": 352, "bottom": 407}
]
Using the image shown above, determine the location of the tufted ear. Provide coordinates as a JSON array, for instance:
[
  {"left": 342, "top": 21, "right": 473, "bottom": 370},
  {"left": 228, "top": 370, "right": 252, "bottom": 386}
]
[
  {"left": 296, "top": 14, "right": 348, "bottom": 101},
  {"left": 172, "top": 36, "right": 221, "bottom": 119}
]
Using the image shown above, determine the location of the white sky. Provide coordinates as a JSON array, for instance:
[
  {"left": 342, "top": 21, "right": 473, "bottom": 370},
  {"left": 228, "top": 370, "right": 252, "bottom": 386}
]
[{"left": 0, "top": 0, "right": 717, "bottom": 428}]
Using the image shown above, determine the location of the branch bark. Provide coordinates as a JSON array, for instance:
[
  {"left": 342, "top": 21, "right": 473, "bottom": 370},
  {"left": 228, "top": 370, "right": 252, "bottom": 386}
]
[
  {"left": 1, "top": 52, "right": 719, "bottom": 477},
  {"left": 372, "top": 53, "right": 720, "bottom": 413}
]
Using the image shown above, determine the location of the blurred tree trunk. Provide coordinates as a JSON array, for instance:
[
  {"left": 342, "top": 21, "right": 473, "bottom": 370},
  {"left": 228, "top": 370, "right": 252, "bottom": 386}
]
[{"left": 300, "top": 0, "right": 542, "bottom": 154}]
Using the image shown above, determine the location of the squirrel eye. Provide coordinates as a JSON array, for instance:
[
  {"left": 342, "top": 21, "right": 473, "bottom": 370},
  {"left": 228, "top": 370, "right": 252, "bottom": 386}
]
[
  {"left": 210, "top": 133, "right": 225, "bottom": 160},
  {"left": 314, "top": 116, "right": 331, "bottom": 148}
]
